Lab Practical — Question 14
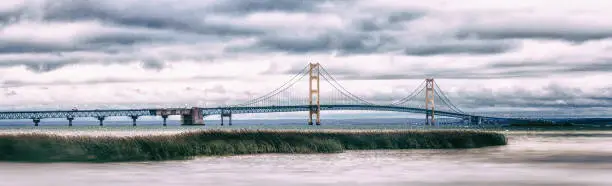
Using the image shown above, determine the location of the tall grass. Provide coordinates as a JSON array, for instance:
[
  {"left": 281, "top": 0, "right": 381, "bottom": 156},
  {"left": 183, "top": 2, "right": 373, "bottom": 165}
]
[{"left": 0, "top": 129, "right": 506, "bottom": 162}]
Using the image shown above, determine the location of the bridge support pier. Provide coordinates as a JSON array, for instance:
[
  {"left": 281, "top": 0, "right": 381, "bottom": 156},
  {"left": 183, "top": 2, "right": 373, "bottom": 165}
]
[
  {"left": 425, "top": 111, "right": 435, "bottom": 126},
  {"left": 470, "top": 116, "right": 482, "bottom": 125},
  {"left": 221, "top": 111, "right": 232, "bottom": 126},
  {"left": 97, "top": 116, "right": 105, "bottom": 126},
  {"left": 180, "top": 107, "right": 204, "bottom": 125},
  {"left": 130, "top": 115, "right": 139, "bottom": 126},
  {"left": 162, "top": 115, "right": 169, "bottom": 126},
  {"left": 67, "top": 117, "right": 74, "bottom": 127},
  {"left": 33, "top": 118, "right": 41, "bottom": 126}
]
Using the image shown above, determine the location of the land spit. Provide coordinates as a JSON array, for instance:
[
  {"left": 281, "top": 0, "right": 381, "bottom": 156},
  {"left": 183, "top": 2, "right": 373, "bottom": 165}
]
[{"left": 0, "top": 129, "right": 507, "bottom": 162}]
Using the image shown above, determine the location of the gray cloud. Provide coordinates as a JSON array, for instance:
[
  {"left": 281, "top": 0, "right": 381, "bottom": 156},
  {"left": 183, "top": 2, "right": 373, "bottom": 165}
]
[
  {"left": 83, "top": 34, "right": 161, "bottom": 46},
  {"left": 141, "top": 59, "right": 165, "bottom": 71},
  {"left": 3, "top": 89, "right": 17, "bottom": 97},
  {"left": 40, "top": 0, "right": 264, "bottom": 37},
  {"left": 1, "top": 0, "right": 611, "bottom": 115},
  {"left": 404, "top": 40, "right": 517, "bottom": 56},
  {"left": 488, "top": 59, "right": 612, "bottom": 75},
  {"left": 487, "top": 61, "right": 556, "bottom": 68},
  {"left": 293, "top": 58, "right": 612, "bottom": 80},
  {"left": 274, "top": 62, "right": 547, "bottom": 80},
  {"left": 211, "top": 0, "right": 336, "bottom": 15},
  {"left": 354, "top": 11, "right": 425, "bottom": 31},
  {"left": 457, "top": 27, "right": 612, "bottom": 42},
  {"left": 228, "top": 10, "right": 427, "bottom": 55},
  {"left": 0, "top": 34, "right": 161, "bottom": 54},
  {"left": 23, "top": 62, "right": 74, "bottom": 73},
  {"left": 228, "top": 31, "right": 397, "bottom": 55},
  {"left": 0, "top": 75, "right": 239, "bottom": 88},
  {"left": 560, "top": 61, "right": 612, "bottom": 73},
  {"left": 0, "top": 55, "right": 80, "bottom": 72},
  {"left": 455, "top": 86, "right": 612, "bottom": 110},
  {"left": 0, "top": 41, "right": 80, "bottom": 54}
]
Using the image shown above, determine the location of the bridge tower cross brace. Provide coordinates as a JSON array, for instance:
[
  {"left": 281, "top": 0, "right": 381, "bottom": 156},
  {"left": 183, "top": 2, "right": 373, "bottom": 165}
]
[
  {"left": 308, "top": 62, "right": 321, "bottom": 125},
  {"left": 425, "top": 78, "right": 435, "bottom": 126}
]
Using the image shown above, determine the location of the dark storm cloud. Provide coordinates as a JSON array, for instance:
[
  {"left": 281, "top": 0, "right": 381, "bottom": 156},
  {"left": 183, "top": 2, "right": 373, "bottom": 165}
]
[
  {"left": 23, "top": 62, "right": 74, "bottom": 73},
  {"left": 456, "top": 28, "right": 612, "bottom": 42},
  {"left": 229, "top": 9, "right": 427, "bottom": 55},
  {"left": 141, "top": 59, "right": 165, "bottom": 70},
  {"left": 0, "top": 57, "right": 79, "bottom": 73},
  {"left": 83, "top": 34, "right": 162, "bottom": 46},
  {"left": 467, "top": 85, "right": 612, "bottom": 109},
  {"left": 0, "top": 34, "right": 161, "bottom": 54},
  {"left": 560, "top": 61, "right": 612, "bottom": 73},
  {"left": 229, "top": 32, "right": 394, "bottom": 55},
  {"left": 0, "top": 75, "right": 238, "bottom": 88},
  {"left": 488, "top": 59, "right": 612, "bottom": 74},
  {"left": 354, "top": 11, "right": 426, "bottom": 31},
  {"left": 404, "top": 41, "right": 517, "bottom": 56},
  {"left": 0, "top": 5, "right": 28, "bottom": 24},
  {"left": 211, "top": 0, "right": 338, "bottom": 14},
  {"left": 41, "top": 0, "right": 264, "bottom": 37},
  {"left": 455, "top": 88, "right": 612, "bottom": 109},
  {"left": 487, "top": 61, "right": 556, "bottom": 68},
  {"left": 0, "top": 41, "right": 82, "bottom": 54}
]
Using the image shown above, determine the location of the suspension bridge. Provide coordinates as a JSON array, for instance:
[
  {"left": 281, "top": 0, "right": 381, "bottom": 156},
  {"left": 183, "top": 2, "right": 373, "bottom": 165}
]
[{"left": 0, "top": 63, "right": 545, "bottom": 126}]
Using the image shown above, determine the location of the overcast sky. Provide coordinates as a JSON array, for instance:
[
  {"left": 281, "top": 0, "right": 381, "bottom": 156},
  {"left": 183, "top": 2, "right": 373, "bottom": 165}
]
[{"left": 0, "top": 0, "right": 611, "bottom": 117}]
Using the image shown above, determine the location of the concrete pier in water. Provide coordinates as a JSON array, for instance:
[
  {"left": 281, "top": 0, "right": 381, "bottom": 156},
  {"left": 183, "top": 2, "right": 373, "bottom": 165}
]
[{"left": 156, "top": 107, "right": 204, "bottom": 125}]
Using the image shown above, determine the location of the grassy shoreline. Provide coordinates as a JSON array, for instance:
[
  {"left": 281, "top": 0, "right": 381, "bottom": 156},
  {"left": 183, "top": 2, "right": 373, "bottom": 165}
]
[{"left": 0, "top": 129, "right": 507, "bottom": 162}]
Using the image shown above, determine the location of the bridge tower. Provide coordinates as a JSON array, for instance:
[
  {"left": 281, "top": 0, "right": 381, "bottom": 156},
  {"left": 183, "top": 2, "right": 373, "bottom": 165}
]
[
  {"left": 425, "top": 78, "right": 435, "bottom": 125},
  {"left": 308, "top": 62, "right": 321, "bottom": 125}
]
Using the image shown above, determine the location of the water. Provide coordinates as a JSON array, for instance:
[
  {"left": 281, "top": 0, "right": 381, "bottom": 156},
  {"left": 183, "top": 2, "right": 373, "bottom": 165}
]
[{"left": 1, "top": 127, "right": 611, "bottom": 186}]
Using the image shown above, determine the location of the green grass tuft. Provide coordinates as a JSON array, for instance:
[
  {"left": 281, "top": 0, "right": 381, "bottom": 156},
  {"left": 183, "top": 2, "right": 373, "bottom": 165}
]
[{"left": 0, "top": 129, "right": 506, "bottom": 162}]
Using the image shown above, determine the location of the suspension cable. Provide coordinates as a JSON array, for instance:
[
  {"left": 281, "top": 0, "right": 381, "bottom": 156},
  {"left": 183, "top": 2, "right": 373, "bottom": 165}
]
[
  {"left": 434, "top": 83, "right": 464, "bottom": 113},
  {"left": 229, "top": 64, "right": 309, "bottom": 107},
  {"left": 319, "top": 66, "right": 376, "bottom": 105},
  {"left": 389, "top": 80, "right": 426, "bottom": 105}
]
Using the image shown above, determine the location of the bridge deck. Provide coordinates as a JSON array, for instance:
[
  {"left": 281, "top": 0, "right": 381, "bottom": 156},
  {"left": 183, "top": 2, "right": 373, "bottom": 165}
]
[{"left": 0, "top": 105, "right": 472, "bottom": 120}]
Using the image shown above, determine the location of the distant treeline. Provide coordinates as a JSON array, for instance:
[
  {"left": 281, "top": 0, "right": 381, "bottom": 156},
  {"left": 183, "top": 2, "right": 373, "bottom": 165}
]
[
  {"left": 0, "top": 130, "right": 507, "bottom": 162},
  {"left": 508, "top": 118, "right": 612, "bottom": 127}
]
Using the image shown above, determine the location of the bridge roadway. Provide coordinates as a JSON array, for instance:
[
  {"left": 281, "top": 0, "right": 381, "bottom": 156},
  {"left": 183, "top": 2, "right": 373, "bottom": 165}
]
[
  {"left": 0, "top": 105, "right": 484, "bottom": 126},
  {"left": 203, "top": 105, "right": 471, "bottom": 118},
  {"left": 0, "top": 105, "right": 472, "bottom": 120}
]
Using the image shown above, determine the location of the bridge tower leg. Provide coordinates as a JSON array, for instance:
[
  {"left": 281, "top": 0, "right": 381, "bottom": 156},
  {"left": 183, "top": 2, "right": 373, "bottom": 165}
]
[
  {"left": 425, "top": 78, "right": 435, "bottom": 126},
  {"left": 308, "top": 62, "right": 321, "bottom": 126},
  {"left": 130, "top": 115, "right": 139, "bottom": 126},
  {"left": 67, "top": 116, "right": 74, "bottom": 127},
  {"left": 162, "top": 115, "right": 169, "bottom": 126},
  {"left": 33, "top": 118, "right": 41, "bottom": 127},
  {"left": 97, "top": 116, "right": 105, "bottom": 126}
]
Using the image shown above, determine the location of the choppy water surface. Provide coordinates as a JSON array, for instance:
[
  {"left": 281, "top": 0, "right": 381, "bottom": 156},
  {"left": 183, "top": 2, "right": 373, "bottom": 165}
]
[{"left": 0, "top": 129, "right": 611, "bottom": 186}]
